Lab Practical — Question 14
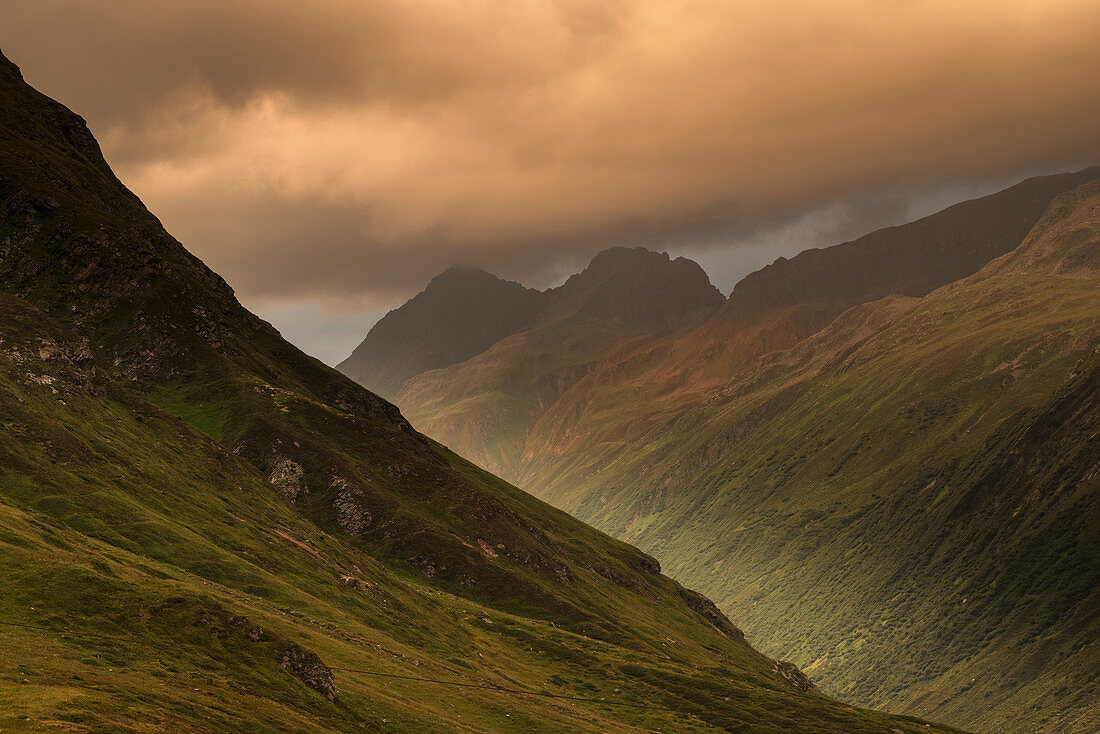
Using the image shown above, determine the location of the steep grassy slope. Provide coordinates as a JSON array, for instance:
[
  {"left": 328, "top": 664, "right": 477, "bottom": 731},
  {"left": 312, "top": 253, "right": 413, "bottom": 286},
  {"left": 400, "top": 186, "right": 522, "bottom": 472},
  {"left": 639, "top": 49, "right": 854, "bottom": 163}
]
[
  {"left": 518, "top": 183, "right": 1100, "bottom": 732},
  {"left": 1, "top": 293, "right": 970, "bottom": 734},
  {"left": 397, "top": 247, "right": 723, "bottom": 478},
  {"left": 0, "top": 49, "right": 963, "bottom": 732},
  {"left": 338, "top": 267, "right": 547, "bottom": 400},
  {"left": 0, "top": 44, "right": 675, "bottom": 648}
]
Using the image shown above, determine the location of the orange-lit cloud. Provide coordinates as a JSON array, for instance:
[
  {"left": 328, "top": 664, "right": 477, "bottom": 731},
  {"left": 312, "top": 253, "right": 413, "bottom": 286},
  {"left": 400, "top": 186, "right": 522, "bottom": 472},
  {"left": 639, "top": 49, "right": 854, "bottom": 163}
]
[{"left": 3, "top": 0, "right": 1100, "bottom": 358}]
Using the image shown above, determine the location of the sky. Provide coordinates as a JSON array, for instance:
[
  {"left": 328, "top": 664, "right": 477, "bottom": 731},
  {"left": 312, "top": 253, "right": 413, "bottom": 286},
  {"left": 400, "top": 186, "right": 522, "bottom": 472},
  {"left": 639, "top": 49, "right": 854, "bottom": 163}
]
[{"left": 3, "top": 0, "right": 1100, "bottom": 364}]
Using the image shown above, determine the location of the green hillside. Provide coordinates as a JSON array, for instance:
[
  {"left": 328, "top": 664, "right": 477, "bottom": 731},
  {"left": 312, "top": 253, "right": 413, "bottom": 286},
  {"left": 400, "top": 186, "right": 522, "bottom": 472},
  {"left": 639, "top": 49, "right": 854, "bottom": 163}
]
[
  {"left": 518, "top": 184, "right": 1100, "bottom": 732},
  {"left": 380, "top": 165, "right": 1100, "bottom": 730},
  {"left": 0, "top": 49, "right": 965, "bottom": 733}
]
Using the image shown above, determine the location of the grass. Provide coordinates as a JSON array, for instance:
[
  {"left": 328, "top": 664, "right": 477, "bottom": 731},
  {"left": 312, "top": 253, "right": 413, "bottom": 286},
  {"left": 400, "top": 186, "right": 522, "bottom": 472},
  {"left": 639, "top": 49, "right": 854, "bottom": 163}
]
[{"left": 493, "top": 185, "right": 1100, "bottom": 733}]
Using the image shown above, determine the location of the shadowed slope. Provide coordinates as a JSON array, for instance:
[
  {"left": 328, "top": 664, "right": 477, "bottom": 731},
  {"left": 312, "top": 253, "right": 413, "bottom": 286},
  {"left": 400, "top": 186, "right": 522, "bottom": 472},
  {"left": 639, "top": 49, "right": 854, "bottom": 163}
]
[{"left": 338, "top": 267, "right": 547, "bottom": 399}]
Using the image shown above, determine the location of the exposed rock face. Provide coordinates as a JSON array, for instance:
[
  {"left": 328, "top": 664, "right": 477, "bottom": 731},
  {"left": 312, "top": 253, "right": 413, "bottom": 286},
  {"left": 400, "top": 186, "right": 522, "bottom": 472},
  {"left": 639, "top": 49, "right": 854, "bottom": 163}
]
[
  {"left": 339, "top": 572, "right": 375, "bottom": 592},
  {"left": 407, "top": 554, "right": 439, "bottom": 578},
  {"left": 330, "top": 476, "right": 370, "bottom": 535},
  {"left": 772, "top": 661, "right": 815, "bottom": 693},
  {"left": 637, "top": 554, "right": 661, "bottom": 575},
  {"left": 37, "top": 338, "right": 95, "bottom": 375},
  {"left": 154, "top": 599, "right": 338, "bottom": 702},
  {"left": 279, "top": 645, "right": 337, "bottom": 701},
  {"left": 269, "top": 457, "right": 305, "bottom": 502},
  {"left": 6, "top": 336, "right": 98, "bottom": 394},
  {"left": 228, "top": 615, "right": 267, "bottom": 642},
  {"left": 678, "top": 588, "right": 743, "bottom": 639}
]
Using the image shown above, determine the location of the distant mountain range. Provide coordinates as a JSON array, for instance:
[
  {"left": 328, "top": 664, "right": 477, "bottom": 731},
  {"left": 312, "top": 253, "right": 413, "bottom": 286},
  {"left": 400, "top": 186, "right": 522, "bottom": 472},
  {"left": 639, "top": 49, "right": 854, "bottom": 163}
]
[
  {"left": 342, "top": 167, "right": 1100, "bottom": 733},
  {"left": 0, "top": 49, "right": 969, "bottom": 733},
  {"left": 342, "top": 246, "right": 726, "bottom": 475},
  {"left": 338, "top": 246, "right": 725, "bottom": 401}
]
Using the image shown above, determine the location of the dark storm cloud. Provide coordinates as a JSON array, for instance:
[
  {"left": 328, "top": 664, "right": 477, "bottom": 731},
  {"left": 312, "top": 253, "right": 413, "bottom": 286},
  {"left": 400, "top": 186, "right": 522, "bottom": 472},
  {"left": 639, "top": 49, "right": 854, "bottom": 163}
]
[{"left": 3, "top": 0, "right": 1099, "bottom": 330}]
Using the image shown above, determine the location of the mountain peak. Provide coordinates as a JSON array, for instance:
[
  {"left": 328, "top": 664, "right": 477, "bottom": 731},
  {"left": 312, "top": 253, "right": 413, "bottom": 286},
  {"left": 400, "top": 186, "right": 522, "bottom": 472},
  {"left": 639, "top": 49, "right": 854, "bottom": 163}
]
[
  {"left": 338, "top": 266, "right": 546, "bottom": 397},
  {"left": 587, "top": 244, "right": 673, "bottom": 267},
  {"left": 425, "top": 264, "right": 506, "bottom": 291},
  {"left": 545, "top": 247, "right": 724, "bottom": 333}
]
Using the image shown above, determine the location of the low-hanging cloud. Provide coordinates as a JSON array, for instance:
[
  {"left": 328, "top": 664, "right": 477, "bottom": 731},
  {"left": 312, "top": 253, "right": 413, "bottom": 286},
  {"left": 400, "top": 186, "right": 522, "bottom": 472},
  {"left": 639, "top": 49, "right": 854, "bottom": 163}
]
[{"left": 3, "top": 0, "right": 1100, "bottom": 313}]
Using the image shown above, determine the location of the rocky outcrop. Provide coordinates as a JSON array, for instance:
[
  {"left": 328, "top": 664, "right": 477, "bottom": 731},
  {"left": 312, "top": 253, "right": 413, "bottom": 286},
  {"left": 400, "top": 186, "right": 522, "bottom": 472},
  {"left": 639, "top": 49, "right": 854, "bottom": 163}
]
[
  {"left": 407, "top": 554, "right": 440, "bottom": 578},
  {"left": 339, "top": 572, "right": 375, "bottom": 593},
  {"left": 36, "top": 338, "right": 96, "bottom": 382},
  {"left": 320, "top": 382, "right": 416, "bottom": 435},
  {"left": 772, "top": 661, "right": 815, "bottom": 693},
  {"left": 279, "top": 644, "right": 337, "bottom": 702},
  {"left": 269, "top": 457, "right": 305, "bottom": 502},
  {"left": 4, "top": 335, "right": 98, "bottom": 394},
  {"left": 636, "top": 554, "right": 661, "bottom": 575},
  {"left": 679, "top": 588, "right": 743, "bottom": 639},
  {"left": 330, "top": 476, "right": 371, "bottom": 535},
  {"left": 151, "top": 598, "right": 337, "bottom": 702}
]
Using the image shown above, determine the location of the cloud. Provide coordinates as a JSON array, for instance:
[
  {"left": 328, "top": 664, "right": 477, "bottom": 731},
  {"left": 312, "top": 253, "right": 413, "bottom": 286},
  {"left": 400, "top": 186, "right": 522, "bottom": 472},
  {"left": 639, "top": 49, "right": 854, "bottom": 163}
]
[{"left": 3, "top": 0, "right": 1099, "bottom": 313}]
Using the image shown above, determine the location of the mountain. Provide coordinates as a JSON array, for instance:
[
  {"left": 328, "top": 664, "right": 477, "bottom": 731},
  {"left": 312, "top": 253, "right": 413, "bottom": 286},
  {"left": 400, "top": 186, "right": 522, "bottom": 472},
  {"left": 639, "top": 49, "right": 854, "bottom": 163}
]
[
  {"left": 392, "top": 247, "right": 724, "bottom": 477},
  {"left": 385, "top": 172, "right": 1099, "bottom": 483},
  {"left": 680, "top": 167, "right": 1100, "bottom": 381},
  {"left": 0, "top": 50, "right": 965, "bottom": 733},
  {"left": 522, "top": 180, "right": 1100, "bottom": 733},
  {"left": 378, "top": 170, "right": 1100, "bottom": 732},
  {"left": 338, "top": 267, "right": 547, "bottom": 399},
  {"left": 538, "top": 247, "right": 725, "bottom": 333}
]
